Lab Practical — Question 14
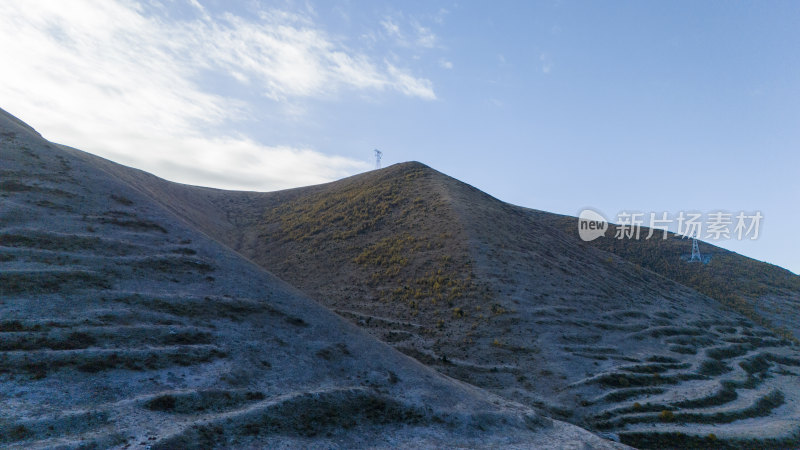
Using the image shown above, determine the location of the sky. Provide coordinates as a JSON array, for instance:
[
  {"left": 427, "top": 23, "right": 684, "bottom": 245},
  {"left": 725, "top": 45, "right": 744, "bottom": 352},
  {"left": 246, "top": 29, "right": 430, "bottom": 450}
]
[{"left": 1, "top": 1, "right": 798, "bottom": 274}]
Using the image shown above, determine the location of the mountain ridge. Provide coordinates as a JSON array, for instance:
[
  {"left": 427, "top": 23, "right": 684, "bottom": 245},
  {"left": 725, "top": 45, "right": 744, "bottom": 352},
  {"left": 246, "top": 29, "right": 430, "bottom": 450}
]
[
  {"left": 0, "top": 107, "right": 623, "bottom": 448},
  {"left": 3, "top": 107, "right": 800, "bottom": 448},
  {"left": 105, "top": 147, "right": 800, "bottom": 447}
]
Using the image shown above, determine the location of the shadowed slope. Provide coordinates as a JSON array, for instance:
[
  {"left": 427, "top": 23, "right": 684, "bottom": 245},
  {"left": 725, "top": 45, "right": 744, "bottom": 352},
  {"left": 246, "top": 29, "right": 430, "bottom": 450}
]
[{"left": 0, "top": 108, "right": 625, "bottom": 449}]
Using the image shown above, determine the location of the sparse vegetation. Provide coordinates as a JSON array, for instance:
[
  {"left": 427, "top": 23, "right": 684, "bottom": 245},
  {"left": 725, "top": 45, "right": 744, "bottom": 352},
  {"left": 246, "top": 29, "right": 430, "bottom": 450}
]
[
  {"left": 698, "top": 359, "right": 732, "bottom": 376},
  {"left": 599, "top": 387, "right": 666, "bottom": 402},
  {"left": 1, "top": 180, "right": 76, "bottom": 198},
  {"left": 96, "top": 215, "right": 167, "bottom": 233},
  {"left": 648, "top": 327, "right": 707, "bottom": 338},
  {"left": 155, "top": 389, "right": 428, "bottom": 448},
  {"left": 354, "top": 233, "right": 417, "bottom": 277},
  {"left": 669, "top": 345, "right": 697, "bottom": 355},
  {"left": 264, "top": 168, "right": 427, "bottom": 243},
  {"left": 766, "top": 353, "right": 800, "bottom": 366},
  {"left": 171, "top": 246, "right": 196, "bottom": 255},
  {"left": 706, "top": 344, "right": 751, "bottom": 360},
  {"left": 739, "top": 354, "right": 771, "bottom": 374},
  {"left": 620, "top": 362, "right": 690, "bottom": 374},
  {"left": 114, "top": 294, "right": 278, "bottom": 321},
  {"left": 1, "top": 424, "right": 32, "bottom": 443},
  {"left": 144, "top": 390, "right": 265, "bottom": 414},
  {"left": 132, "top": 256, "right": 215, "bottom": 275},
  {"left": 646, "top": 355, "right": 680, "bottom": 363},
  {"left": 0, "top": 320, "right": 32, "bottom": 332},
  {"left": 597, "top": 372, "right": 702, "bottom": 388},
  {"left": 0, "top": 331, "right": 96, "bottom": 351},
  {"left": 110, "top": 194, "right": 134, "bottom": 206},
  {"left": 599, "top": 390, "right": 785, "bottom": 429},
  {"left": 257, "top": 164, "right": 486, "bottom": 320},
  {"left": 0, "top": 270, "right": 110, "bottom": 295},
  {"left": 316, "top": 343, "right": 351, "bottom": 361},
  {"left": 73, "top": 347, "right": 227, "bottom": 373},
  {"left": 674, "top": 384, "right": 737, "bottom": 408},
  {"left": 620, "top": 431, "right": 800, "bottom": 450},
  {"left": 0, "top": 231, "right": 137, "bottom": 254}
]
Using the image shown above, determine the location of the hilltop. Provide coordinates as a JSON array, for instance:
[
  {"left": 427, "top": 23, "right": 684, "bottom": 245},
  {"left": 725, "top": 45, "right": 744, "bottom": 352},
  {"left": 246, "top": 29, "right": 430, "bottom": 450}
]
[
  {"left": 0, "top": 109, "right": 622, "bottom": 448},
  {"left": 123, "top": 159, "right": 800, "bottom": 448}
]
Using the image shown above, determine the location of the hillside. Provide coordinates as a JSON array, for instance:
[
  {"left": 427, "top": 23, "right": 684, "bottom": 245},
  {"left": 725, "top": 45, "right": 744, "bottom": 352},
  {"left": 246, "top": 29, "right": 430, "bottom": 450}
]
[
  {"left": 125, "top": 160, "right": 800, "bottom": 448},
  {"left": 0, "top": 108, "right": 625, "bottom": 448},
  {"left": 533, "top": 212, "right": 800, "bottom": 342}
]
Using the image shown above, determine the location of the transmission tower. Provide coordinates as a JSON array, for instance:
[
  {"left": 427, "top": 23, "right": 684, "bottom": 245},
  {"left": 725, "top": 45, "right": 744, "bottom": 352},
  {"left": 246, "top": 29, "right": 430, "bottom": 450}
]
[
  {"left": 689, "top": 236, "right": 702, "bottom": 262},
  {"left": 374, "top": 149, "right": 383, "bottom": 170}
]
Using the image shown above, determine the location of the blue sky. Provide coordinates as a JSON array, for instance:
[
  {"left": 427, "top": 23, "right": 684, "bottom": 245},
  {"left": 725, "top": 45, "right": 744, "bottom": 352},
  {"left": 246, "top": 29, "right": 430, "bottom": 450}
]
[{"left": 1, "top": 1, "right": 798, "bottom": 273}]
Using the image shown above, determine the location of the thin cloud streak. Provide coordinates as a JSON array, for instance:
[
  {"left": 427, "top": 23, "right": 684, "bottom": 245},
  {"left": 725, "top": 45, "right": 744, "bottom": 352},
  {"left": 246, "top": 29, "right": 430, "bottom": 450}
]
[{"left": 379, "top": 13, "right": 441, "bottom": 52}]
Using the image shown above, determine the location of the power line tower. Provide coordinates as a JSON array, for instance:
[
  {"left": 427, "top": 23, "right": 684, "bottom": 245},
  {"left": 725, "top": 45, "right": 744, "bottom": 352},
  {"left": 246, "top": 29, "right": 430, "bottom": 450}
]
[
  {"left": 374, "top": 149, "right": 382, "bottom": 170},
  {"left": 689, "top": 236, "right": 702, "bottom": 263}
]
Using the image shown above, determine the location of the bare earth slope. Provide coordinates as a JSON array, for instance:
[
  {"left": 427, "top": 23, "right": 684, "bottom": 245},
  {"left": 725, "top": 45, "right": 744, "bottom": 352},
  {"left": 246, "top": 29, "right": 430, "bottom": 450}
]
[
  {"left": 0, "top": 109, "right": 625, "bottom": 448},
  {"left": 122, "top": 159, "right": 800, "bottom": 448}
]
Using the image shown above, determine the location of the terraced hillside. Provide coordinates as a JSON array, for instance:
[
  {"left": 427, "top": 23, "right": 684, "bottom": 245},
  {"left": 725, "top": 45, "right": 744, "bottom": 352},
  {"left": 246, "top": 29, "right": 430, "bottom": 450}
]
[
  {"left": 440, "top": 171, "right": 800, "bottom": 448},
  {"left": 0, "top": 108, "right": 625, "bottom": 448},
  {"left": 533, "top": 212, "right": 800, "bottom": 342},
  {"left": 118, "top": 159, "right": 800, "bottom": 448}
]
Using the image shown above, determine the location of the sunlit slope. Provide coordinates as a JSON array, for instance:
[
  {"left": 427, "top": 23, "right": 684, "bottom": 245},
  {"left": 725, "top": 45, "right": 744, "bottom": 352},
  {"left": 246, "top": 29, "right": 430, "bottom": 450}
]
[
  {"left": 0, "top": 108, "right": 625, "bottom": 449},
  {"left": 127, "top": 160, "right": 800, "bottom": 448}
]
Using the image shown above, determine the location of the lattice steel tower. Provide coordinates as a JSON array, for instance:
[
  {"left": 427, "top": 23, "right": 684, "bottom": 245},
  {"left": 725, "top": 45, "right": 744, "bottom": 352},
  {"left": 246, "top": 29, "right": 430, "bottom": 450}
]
[
  {"left": 689, "top": 236, "right": 702, "bottom": 262},
  {"left": 374, "top": 149, "right": 382, "bottom": 169}
]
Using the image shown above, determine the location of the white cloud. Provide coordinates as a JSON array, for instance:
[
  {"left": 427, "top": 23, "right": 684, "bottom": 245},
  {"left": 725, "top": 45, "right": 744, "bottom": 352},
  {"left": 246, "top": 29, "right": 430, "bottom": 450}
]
[
  {"left": 413, "top": 23, "right": 437, "bottom": 48},
  {"left": 540, "top": 53, "right": 553, "bottom": 74},
  {"left": 380, "top": 14, "right": 439, "bottom": 51},
  {"left": 387, "top": 64, "right": 436, "bottom": 100},
  {"left": 135, "top": 135, "right": 367, "bottom": 190},
  {"left": 433, "top": 8, "right": 449, "bottom": 25},
  {"left": 0, "top": 1, "right": 437, "bottom": 191},
  {"left": 201, "top": 11, "right": 434, "bottom": 101},
  {"left": 439, "top": 59, "right": 454, "bottom": 70},
  {"left": 381, "top": 18, "right": 401, "bottom": 37}
]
